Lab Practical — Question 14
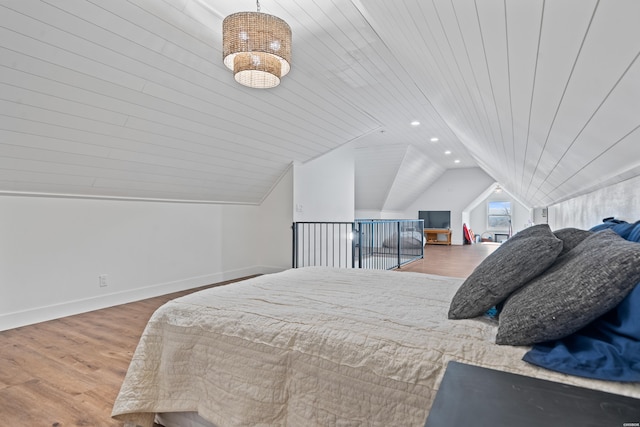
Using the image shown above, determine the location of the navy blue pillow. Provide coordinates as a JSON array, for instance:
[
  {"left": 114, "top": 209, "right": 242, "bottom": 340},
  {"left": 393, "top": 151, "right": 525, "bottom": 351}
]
[
  {"left": 609, "top": 221, "right": 639, "bottom": 239},
  {"left": 523, "top": 220, "right": 640, "bottom": 381},
  {"left": 589, "top": 218, "right": 640, "bottom": 237},
  {"left": 523, "top": 283, "right": 640, "bottom": 381},
  {"left": 629, "top": 223, "right": 640, "bottom": 243},
  {"left": 590, "top": 218, "right": 626, "bottom": 232}
]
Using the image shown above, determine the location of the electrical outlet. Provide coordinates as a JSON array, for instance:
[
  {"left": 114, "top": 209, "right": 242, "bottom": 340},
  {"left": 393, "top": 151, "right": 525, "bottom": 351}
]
[{"left": 98, "top": 274, "right": 108, "bottom": 287}]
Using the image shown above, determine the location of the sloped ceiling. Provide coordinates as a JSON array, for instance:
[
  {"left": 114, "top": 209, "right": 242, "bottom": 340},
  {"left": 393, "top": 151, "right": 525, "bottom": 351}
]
[{"left": 0, "top": 0, "right": 638, "bottom": 210}]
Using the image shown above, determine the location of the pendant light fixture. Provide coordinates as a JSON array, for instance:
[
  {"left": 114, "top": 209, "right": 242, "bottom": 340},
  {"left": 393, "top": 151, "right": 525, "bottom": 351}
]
[{"left": 222, "top": 0, "right": 292, "bottom": 89}]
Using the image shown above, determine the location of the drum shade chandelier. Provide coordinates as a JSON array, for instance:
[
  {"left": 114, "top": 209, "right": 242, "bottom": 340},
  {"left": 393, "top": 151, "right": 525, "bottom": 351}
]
[{"left": 222, "top": 0, "right": 292, "bottom": 89}]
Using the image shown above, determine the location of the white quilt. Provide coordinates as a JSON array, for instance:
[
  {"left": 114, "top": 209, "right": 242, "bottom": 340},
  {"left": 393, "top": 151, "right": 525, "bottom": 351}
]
[{"left": 112, "top": 267, "right": 640, "bottom": 427}]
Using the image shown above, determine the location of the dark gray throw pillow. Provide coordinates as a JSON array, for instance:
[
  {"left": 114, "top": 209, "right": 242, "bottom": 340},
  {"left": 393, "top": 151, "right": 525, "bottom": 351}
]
[
  {"left": 448, "top": 224, "right": 563, "bottom": 319},
  {"left": 553, "top": 227, "right": 593, "bottom": 256},
  {"left": 496, "top": 229, "right": 640, "bottom": 346}
]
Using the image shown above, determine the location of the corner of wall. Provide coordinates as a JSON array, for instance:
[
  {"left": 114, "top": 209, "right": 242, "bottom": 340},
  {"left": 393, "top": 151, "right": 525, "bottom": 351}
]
[{"left": 258, "top": 167, "right": 294, "bottom": 270}]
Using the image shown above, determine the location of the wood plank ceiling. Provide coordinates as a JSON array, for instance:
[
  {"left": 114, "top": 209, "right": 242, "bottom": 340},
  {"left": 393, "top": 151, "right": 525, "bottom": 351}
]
[{"left": 0, "top": 0, "right": 638, "bottom": 210}]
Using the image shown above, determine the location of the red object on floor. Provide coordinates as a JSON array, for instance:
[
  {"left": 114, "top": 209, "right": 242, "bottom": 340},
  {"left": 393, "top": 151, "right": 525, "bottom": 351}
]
[{"left": 463, "top": 223, "right": 474, "bottom": 244}]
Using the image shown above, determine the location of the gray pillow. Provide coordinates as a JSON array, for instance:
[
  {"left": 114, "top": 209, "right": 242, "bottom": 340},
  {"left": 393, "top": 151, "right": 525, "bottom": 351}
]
[
  {"left": 496, "top": 229, "right": 640, "bottom": 346},
  {"left": 448, "top": 224, "right": 563, "bottom": 319},
  {"left": 553, "top": 227, "right": 593, "bottom": 256}
]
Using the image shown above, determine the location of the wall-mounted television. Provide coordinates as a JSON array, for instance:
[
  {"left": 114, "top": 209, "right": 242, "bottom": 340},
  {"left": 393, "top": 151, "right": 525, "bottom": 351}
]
[{"left": 418, "top": 210, "right": 451, "bottom": 229}]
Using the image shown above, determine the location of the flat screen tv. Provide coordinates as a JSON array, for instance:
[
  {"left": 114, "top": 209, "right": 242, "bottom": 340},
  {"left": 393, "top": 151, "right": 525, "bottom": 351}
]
[{"left": 419, "top": 210, "right": 451, "bottom": 229}]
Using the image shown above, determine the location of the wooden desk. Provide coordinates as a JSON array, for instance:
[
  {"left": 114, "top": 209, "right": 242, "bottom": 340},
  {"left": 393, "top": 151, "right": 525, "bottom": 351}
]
[
  {"left": 425, "top": 361, "right": 640, "bottom": 427},
  {"left": 424, "top": 229, "right": 451, "bottom": 245}
]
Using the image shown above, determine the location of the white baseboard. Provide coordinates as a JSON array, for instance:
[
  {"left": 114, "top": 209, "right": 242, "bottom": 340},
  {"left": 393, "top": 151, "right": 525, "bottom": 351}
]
[{"left": 0, "top": 265, "right": 288, "bottom": 332}]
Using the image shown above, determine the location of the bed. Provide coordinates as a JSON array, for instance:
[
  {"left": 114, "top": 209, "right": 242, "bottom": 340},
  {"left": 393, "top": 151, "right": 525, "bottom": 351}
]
[
  {"left": 381, "top": 230, "right": 425, "bottom": 249},
  {"left": 112, "top": 223, "right": 640, "bottom": 427}
]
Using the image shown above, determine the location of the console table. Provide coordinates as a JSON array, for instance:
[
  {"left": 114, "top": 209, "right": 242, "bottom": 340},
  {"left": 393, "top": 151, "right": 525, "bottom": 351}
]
[
  {"left": 425, "top": 361, "right": 640, "bottom": 427},
  {"left": 424, "top": 229, "right": 451, "bottom": 245}
]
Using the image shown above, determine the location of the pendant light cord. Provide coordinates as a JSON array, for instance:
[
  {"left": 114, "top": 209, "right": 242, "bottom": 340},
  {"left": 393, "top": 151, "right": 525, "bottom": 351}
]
[{"left": 256, "top": 0, "right": 261, "bottom": 12}]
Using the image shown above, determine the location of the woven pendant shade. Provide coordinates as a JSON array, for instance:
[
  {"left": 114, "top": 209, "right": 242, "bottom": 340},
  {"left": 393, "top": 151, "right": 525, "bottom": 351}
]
[{"left": 222, "top": 11, "right": 291, "bottom": 89}]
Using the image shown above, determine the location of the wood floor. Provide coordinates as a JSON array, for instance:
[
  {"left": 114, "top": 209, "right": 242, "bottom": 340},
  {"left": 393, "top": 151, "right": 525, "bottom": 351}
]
[
  {"left": 400, "top": 242, "right": 499, "bottom": 277},
  {"left": 0, "top": 244, "right": 495, "bottom": 426}
]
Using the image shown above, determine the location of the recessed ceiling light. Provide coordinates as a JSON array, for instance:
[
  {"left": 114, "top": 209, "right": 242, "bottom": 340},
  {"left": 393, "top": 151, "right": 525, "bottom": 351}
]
[
  {"left": 444, "top": 150, "right": 452, "bottom": 155},
  {"left": 430, "top": 137, "right": 439, "bottom": 142},
  {"left": 454, "top": 159, "right": 461, "bottom": 164},
  {"left": 411, "top": 120, "right": 420, "bottom": 126}
]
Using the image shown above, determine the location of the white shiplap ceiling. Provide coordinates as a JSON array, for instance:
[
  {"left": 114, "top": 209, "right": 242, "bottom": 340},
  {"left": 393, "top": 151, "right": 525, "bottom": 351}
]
[{"left": 0, "top": 0, "right": 638, "bottom": 210}]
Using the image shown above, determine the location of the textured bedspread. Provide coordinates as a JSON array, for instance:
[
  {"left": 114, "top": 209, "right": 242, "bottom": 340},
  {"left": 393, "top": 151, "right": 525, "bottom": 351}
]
[{"left": 112, "top": 267, "right": 640, "bottom": 427}]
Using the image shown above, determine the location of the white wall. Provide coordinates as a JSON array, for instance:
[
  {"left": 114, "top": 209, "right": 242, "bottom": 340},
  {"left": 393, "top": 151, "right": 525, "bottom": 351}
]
[
  {"left": 548, "top": 175, "right": 640, "bottom": 230},
  {"left": 469, "top": 192, "right": 531, "bottom": 240},
  {"left": 403, "top": 168, "right": 495, "bottom": 244},
  {"left": 291, "top": 146, "right": 355, "bottom": 268},
  {"left": 293, "top": 145, "right": 355, "bottom": 222},
  {"left": 533, "top": 207, "right": 549, "bottom": 225},
  {"left": 0, "top": 195, "right": 267, "bottom": 331},
  {"left": 0, "top": 150, "right": 339, "bottom": 331},
  {"left": 258, "top": 167, "right": 294, "bottom": 270},
  {"left": 354, "top": 209, "right": 382, "bottom": 219},
  {"left": 354, "top": 209, "right": 407, "bottom": 219}
]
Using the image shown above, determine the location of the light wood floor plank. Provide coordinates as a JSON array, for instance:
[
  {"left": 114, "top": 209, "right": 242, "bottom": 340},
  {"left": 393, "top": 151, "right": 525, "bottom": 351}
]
[{"left": 399, "top": 243, "right": 498, "bottom": 277}]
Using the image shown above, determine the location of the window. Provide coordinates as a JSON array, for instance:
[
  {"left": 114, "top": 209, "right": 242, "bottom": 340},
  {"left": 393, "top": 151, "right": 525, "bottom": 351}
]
[{"left": 488, "top": 201, "right": 511, "bottom": 229}]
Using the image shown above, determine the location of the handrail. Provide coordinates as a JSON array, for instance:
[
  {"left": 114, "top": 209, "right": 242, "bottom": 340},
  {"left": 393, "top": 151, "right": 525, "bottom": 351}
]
[{"left": 293, "top": 219, "right": 424, "bottom": 270}]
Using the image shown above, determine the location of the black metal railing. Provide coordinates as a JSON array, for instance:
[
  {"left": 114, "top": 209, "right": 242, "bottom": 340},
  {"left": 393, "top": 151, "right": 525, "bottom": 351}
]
[
  {"left": 292, "top": 219, "right": 424, "bottom": 270},
  {"left": 292, "top": 222, "right": 355, "bottom": 268},
  {"left": 356, "top": 219, "right": 424, "bottom": 270}
]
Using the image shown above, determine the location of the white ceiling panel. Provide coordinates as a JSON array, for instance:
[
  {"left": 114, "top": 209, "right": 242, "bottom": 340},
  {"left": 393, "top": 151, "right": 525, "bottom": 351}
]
[
  {"left": 0, "top": 0, "right": 638, "bottom": 209},
  {"left": 513, "top": 0, "right": 598, "bottom": 199},
  {"left": 524, "top": 0, "right": 640, "bottom": 204},
  {"left": 354, "top": 144, "right": 408, "bottom": 211},
  {"left": 382, "top": 146, "right": 446, "bottom": 212}
]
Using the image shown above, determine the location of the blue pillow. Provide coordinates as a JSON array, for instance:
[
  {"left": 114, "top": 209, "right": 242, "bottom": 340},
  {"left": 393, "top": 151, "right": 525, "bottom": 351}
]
[
  {"left": 589, "top": 218, "right": 640, "bottom": 235},
  {"left": 523, "top": 283, "right": 640, "bottom": 381},
  {"left": 524, "top": 221, "right": 640, "bottom": 381},
  {"left": 629, "top": 224, "right": 640, "bottom": 243},
  {"left": 589, "top": 217, "right": 628, "bottom": 232}
]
